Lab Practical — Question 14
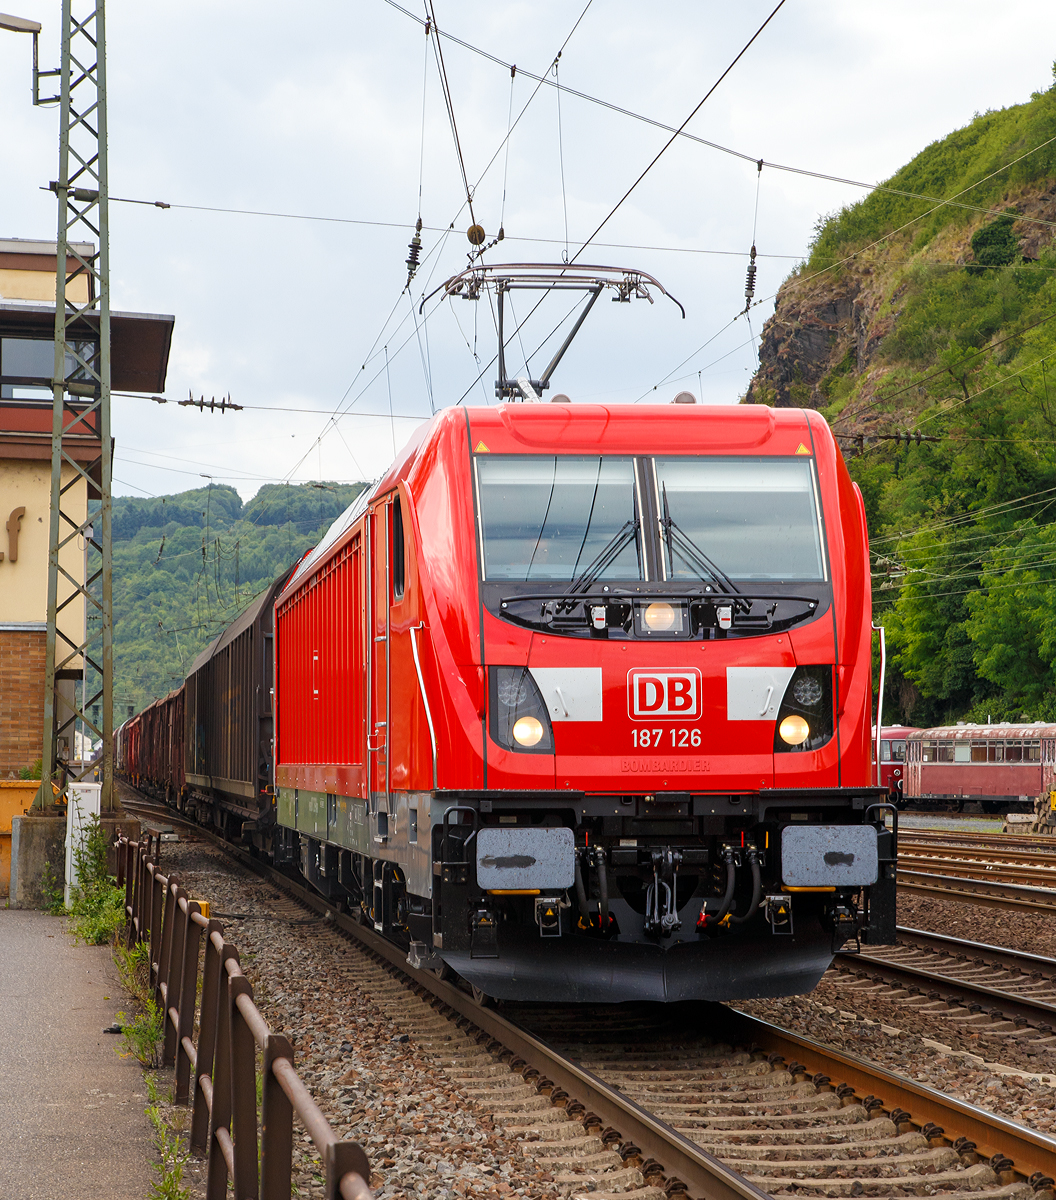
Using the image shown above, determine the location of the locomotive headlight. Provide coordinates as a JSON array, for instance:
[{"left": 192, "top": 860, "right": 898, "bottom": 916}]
[
  {"left": 489, "top": 667, "right": 554, "bottom": 753},
  {"left": 644, "top": 601, "right": 677, "bottom": 631},
  {"left": 773, "top": 666, "right": 835, "bottom": 754},
  {"left": 634, "top": 599, "right": 689, "bottom": 637},
  {"left": 779, "top": 714, "right": 810, "bottom": 745},
  {"left": 512, "top": 716, "right": 544, "bottom": 747}
]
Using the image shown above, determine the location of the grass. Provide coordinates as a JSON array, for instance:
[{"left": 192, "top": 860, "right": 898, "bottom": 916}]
[{"left": 146, "top": 1091, "right": 191, "bottom": 1200}]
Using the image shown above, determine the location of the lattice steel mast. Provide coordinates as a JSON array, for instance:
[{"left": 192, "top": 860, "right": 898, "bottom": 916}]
[{"left": 38, "top": 0, "right": 113, "bottom": 810}]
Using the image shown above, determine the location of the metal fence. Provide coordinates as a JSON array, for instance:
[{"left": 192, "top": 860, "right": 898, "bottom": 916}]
[{"left": 117, "top": 835, "right": 372, "bottom": 1200}]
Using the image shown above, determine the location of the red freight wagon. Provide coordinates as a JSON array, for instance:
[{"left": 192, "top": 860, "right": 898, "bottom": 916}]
[
  {"left": 273, "top": 402, "right": 894, "bottom": 1004},
  {"left": 906, "top": 723, "right": 1056, "bottom": 812}
]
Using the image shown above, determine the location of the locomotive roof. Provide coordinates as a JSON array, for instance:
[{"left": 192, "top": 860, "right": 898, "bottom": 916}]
[
  {"left": 280, "top": 482, "right": 374, "bottom": 598},
  {"left": 186, "top": 565, "right": 296, "bottom": 677},
  {"left": 911, "top": 723, "right": 1056, "bottom": 738}
]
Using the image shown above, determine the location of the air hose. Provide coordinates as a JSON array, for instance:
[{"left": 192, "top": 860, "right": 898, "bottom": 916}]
[
  {"left": 698, "top": 848, "right": 737, "bottom": 928},
  {"left": 595, "top": 849, "right": 610, "bottom": 930},
  {"left": 574, "top": 854, "right": 590, "bottom": 923},
  {"left": 728, "top": 847, "right": 763, "bottom": 924}
]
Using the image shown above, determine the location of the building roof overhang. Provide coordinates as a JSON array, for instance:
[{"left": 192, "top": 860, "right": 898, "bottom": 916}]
[{"left": 0, "top": 302, "right": 174, "bottom": 393}]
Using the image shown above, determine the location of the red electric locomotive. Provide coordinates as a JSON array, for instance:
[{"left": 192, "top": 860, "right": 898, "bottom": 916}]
[{"left": 273, "top": 399, "right": 895, "bottom": 1003}]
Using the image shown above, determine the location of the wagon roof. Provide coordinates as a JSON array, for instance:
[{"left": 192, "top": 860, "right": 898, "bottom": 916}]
[
  {"left": 912, "top": 723, "right": 1056, "bottom": 739},
  {"left": 186, "top": 565, "right": 296, "bottom": 677}
]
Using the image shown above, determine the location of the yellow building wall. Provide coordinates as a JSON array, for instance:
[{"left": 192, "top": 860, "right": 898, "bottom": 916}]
[
  {"left": 0, "top": 460, "right": 86, "bottom": 669},
  {"left": 0, "top": 268, "right": 90, "bottom": 304}
]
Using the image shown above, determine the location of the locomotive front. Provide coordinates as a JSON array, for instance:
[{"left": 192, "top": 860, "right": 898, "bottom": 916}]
[
  {"left": 273, "top": 400, "right": 895, "bottom": 1003},
  {"left": 424, "top": 402, "right": 893, "bottom": 1001}
]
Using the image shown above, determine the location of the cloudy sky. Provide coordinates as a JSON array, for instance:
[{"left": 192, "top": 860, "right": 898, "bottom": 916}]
[{"left": 3, "top": 0, "right": 1056, "bottom": 500}]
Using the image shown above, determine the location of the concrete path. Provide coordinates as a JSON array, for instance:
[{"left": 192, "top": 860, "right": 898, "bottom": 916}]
[{"left": 0, "top": 909, "right": 152, "bottom": 1200}]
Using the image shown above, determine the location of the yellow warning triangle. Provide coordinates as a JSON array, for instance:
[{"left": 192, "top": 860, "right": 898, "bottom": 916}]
[
  {"left": 475, "top": 441, "right": 490, "bottom": 453},
  {"left": 795, "top": 443, "right": 811, "bottom": 455}
]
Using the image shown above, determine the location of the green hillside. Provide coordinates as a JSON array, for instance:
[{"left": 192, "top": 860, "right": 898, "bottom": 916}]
[
  {"left": 104, "top": 480, "right": 367, "bottom": 719},
  {"left": 751, "top": 68, "right": 1056, "bottom": 725}
]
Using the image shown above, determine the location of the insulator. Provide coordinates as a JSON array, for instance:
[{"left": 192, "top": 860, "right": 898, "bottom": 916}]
[
  {"left": 405, "top": 236, "right": 421, "bottom": 273},
  {"left": 744, "top": 263, "right": 757, "bottom": 300},
  {"left": 405, "top": 217, "right": 423, "bottom": 287}
]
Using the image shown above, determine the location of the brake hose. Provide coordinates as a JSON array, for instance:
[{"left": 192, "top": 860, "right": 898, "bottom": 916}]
[{"left": 728, "top": 847, "right": 763, "bottom": 924}]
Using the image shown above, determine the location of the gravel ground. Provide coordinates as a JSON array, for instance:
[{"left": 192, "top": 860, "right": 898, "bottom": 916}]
[
  {"left": 739, "top": 889, "right": 1056, "bottom": 1142},
  {"left": 897, "top": 892, "right": 1056, "bottom": 960},
  {"left": 148, "top": 837, "right": 566, "bottom": 1200}
]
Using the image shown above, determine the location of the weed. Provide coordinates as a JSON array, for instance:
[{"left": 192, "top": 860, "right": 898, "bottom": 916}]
[
  {"left": 117, "top": 998, "right": 163, "bottom": 1068},
  {"left": 146, "top": 1071, "right": 160, "bottom": 1105},
  {"left": 66, "top": 813, "right": 125, "bottom": 945},
  {"left": 16, "top": 757, "right": 42, "bottom": 780},
  {"left": 40, "top": 860, "right": 65, "bottom": 916},
  {"left": 115, "top": 940, "right": 152, "bottom": 1008},
  {"left": 146, "top": 1103, "right": 190, "bottom": 1200}
]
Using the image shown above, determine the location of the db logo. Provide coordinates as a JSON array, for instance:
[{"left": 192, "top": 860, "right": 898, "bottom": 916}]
[{"left": 627, "top": 669, "right": 702, "bottom": 719}]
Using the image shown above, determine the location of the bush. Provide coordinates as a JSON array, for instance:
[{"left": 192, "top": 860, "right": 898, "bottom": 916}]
[
  {"left": 967, "top": 213, "right": 1020, "bottom": 275},
  {"left": 67, "top": 813, "right": 126, "bottom": 946}
]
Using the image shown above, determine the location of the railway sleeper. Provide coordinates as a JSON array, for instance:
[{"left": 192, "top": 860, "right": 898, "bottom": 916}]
[
  {"left": 700, "top": 1128, "right": 931, "bottom": 1156},
  {"left": 686, "top": 1116, "right": 900, "bottom": 1146},
  {"left": 574, "top": 1049, "right": 748, "bottom": 1067},
  {"left": 729, "top": 1146, "right": 960, "bottom": 1176},
  {"left": 598, "top": 1061, "right": 782, "bottom": 1083},
  {"left": 553, "top": 1164, "right": 647, "bottom": 1191},
  {"left": 673, "top": 1103, "right": 871, "bottom": 1130},
  {"left": 621, "top": 1083, "right": 820, "bottom": 1107},
  {"left": 758, "top": 1166, "right": 1031, "bottom": 1198}
]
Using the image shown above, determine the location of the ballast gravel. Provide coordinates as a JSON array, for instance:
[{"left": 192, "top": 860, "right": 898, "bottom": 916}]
[
  {"left": 150, "top": 837, "right": 651, "bottom": 1200},
  {"left": 739, "top": 889, "right": 1056, "bottom": 1140}
]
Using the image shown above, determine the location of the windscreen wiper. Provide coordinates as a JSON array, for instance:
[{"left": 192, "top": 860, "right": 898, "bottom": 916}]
[
  {"left": 558, "top": 518, "right": 640, "bottom": 609},
  {"left": 661, "top": 485, "right": 751, "bottom": 613}
]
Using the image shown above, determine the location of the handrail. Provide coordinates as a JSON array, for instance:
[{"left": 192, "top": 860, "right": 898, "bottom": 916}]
[
  {"left": 409, "top": 622, "right": 438, "bottom": 790},
  {"left": 117, "top": 835, "right": 372, "bottom": 1200}
]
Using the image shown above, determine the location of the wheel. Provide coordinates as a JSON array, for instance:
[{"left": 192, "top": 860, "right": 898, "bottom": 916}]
[{"left": 470, "top": 984, "right": 493, "bottom": 1008}]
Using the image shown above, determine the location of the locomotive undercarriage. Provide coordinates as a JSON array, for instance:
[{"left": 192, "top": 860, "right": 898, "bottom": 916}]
[{"left": 277, "top": 785, "right": 895, "bottom": 1003}]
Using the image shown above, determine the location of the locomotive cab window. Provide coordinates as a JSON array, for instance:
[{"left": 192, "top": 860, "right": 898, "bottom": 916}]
[
  {"left": 654, "top": 457, "right": 826, "bottom": 582},
  {"left": 391, "top": 496, "right": 405, "bottom": 600},
  {"left": 476, "top": 455, "right": 643, "bottom": 581}
]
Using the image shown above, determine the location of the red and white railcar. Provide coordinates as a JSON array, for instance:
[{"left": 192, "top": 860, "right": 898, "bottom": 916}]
[
  {"left": 273, "top": 402, "right": 894, "bottom": 1002},
  {"left": 905, "top": 723, "right": 1056, "bottom": 812},
  {"left": 877, "top": 725, "right": 919, "bottom": 804}
]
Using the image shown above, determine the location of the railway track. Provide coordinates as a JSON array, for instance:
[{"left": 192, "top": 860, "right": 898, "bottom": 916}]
[
  {"left": 119, "top": 790, "right": 1056, "bottom": 1200},
  {"left": 893, "top": 831, "right": 1056, "bottom": 914},
  {"left": 831, "top": 928, "right": 1056, "bottom": 1047}
]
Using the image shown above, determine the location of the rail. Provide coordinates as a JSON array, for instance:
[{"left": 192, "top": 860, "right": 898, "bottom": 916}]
[{"left": 117, "top": 835, "right": 372, "bottom": 1200}]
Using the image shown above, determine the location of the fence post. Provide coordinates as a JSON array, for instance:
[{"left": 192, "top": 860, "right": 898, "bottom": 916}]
[
  {"left": 231, "top": 981, "right": 260, "bottom": 1200},
  {"left": 161, "top": 889, "right": 189, "bottom": 1068},
  {"left": 261, "top": 1033, "right": 295, "bottom": 1200},
  {"left": 326, "top": 1142, "right": 372, "bottom": 1200},
  {"left": 191, "top": 931, "right": 232, "bottom": 1154},
  {"left": 173, "top": 902, "right": 203, "bottom": 1104},
  {"left": 149, "top": 864, "right": 164, "bottom": 985},
  {"left": 155, "top": 877, "right": 179, "bottom": 1014},
  {"left": 206, "top": 961, "right": 234, "bottom": 1200}
]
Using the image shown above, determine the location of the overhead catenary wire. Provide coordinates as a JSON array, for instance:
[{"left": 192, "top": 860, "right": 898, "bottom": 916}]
[{"left": 375, "top": 0, "right": 1056, "bottom": 236}]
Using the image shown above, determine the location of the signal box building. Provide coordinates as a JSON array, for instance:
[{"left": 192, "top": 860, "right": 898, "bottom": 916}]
[{"left": 0, "top": 237, "right": 173, "bottom": 779}]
